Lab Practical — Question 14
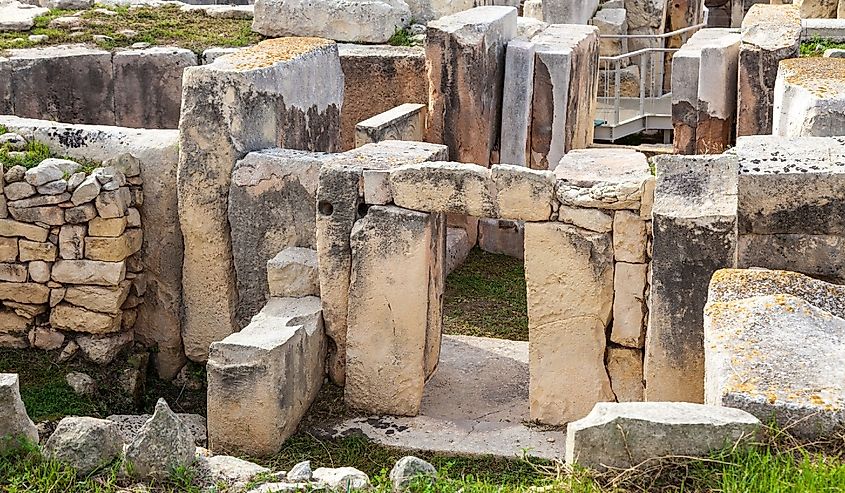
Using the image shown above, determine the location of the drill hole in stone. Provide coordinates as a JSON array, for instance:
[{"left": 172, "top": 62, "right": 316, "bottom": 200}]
[{"left": 318, "top": 201, "right": 334, "bottom": 216}]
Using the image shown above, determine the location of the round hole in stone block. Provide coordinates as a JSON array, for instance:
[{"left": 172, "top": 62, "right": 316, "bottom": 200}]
[{"left": 318, "top": 201, "right": 334, "bottom": 216}]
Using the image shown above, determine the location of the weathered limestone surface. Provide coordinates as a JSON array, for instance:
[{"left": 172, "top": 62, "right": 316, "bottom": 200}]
[
  {"left": 390, "top": 162, "right": 497, "bottom": 217},
  {"left": 646, "top": 154, "right": 738, "bottom": 403},
  {"left": 425, "top": 6, "right": 517, "bottom": 165},
  {"left": 592, "top": 8, "right": 628, "bottom": 58},
  {"left": 798, "top": 0, "right": 838, "bottom": 18},
  {"left": 44, "top": 417, "right": 124, "bottom": 474},
  {"left": 345, "top": 206, "right": 443, "bottom": 416},
  {"left": 252, "top": 0, "right": 411, "bottom": 43},
  {"left": 0, "top": 2, "right": 48, "bottom": 31},
  {"left": 267, "top": 247, "right": 319, "bottom": 298},
  {"left": 339, "top": 44, "right": 428, "bottom": 151},
  {"left": 113, "top": 47, "right": 198, "bottom": 129},
  {"left": 737, "top": 4, "right": 801, "bottom": 136},
  {"left": 611, "top": 262, "right": 648, "bottom": 348},
  {"left": 706, "top": 269, "right": 845, "bottom": 439},
  {"left": 672, "top": 29, "right": 742, "bottom": 154},
  {"left": 354, "top": 103, "right": 426, "bottom": 148},
  {"left": 0, "top": 373, "right": 38, "bottom": 454},
  {"left": 477, "top": 218, "right": 524, "bottom": 259},
  {"left": 207, "top": 297, "right": 324, "bottom": 456},
  {"left": 773, "top": 58, "right": 845, "bottom": 137},
  {"left": 178, "top": 39, "right": 342, "bottom": 362},
  {"left": 499, "top": 39, "right": 535, "bottom": 167},
  {"left": 606, "top": 347, "right": 644, "bottom": 402},
  {"left": 554, "top": 148, "right": 651, "bottom": 210},
  {"left": 542, "top": 0, "right": 597, "bottom": 24},
  {"left": 566, "top": 402, "right": 760, "bottom": 470},
  {"left": 316, "top": 141, "right": 447, "bottom": 385},
  {"left": 125, "top": 399, "right": 195, "bottom": 478},
  {"left": 0, "top": 116, "right": 182, "bottom": 377},
  {"left": 530, "top": 24, "right": 599, "bottom": 169},
  {"left": 524, "top": 222, "right": 614, "bottom": 425}
]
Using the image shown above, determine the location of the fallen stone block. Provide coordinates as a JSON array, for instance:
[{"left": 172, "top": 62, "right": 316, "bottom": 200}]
[
  {"left": 253, "top": 0, "right": 410, "bottom": 42},
  {"left": 426, "top": 6, "right": 517, "bottom": 165},
  {"left": 565, "top": 402, "right": 760, "bottom": 470},
  {"left": 178, "top": 38, "right": 342, "bottom": 362},
  {"left": 125, "top": 399, "right": 195, "bottom": 478},
  {"left": 0, "top": 373, "right": 38, "bottom": 454},
  {"left": 354, "top": 103, "right": 426, "bottom": 148},
  {"left": 773, "top": 58, "right": 845, "bottom": 137},
  {"left": 267, "top": 247, "right": 319, "bottom": 298},
  {"left": 44, "top": 417, "right": 124, "bottom": 474},
  {"left": 207, "top": 297, "right": 324, "bottom": 456},
  {"left": 646, "top": 154, "right": 738, "bottom": 403}
]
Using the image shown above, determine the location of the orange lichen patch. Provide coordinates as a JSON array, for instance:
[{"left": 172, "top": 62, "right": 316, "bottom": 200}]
[
  {"left": 782, "top": 58, "right": 845, "bottom": 98},
  {"left": 223, "top": 37, "right": 334, "bottom": 70}
]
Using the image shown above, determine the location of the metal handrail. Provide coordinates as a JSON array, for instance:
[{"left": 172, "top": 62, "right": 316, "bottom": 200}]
[{"left": 598, "top": 23, "right": 707, "bottom": 40}]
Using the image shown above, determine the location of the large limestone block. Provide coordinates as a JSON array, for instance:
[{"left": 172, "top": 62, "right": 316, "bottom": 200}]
[
  {"left": 0, "top": 45, "right": 114, "bottom": 125},
  {"left": 0, "top": 115, "right": 183, "bottom": 379},
  {"left": 530, "top": 25, "right": 600, "bottom": 169},
  {"left": 390, "top": 162, "right": 497, "bottom": 217},
  {"left": 705, "top": 279, "right": 845, "bottom": 438},
  {"left": 543, "top": 0, "right": 598, "bottom": 24},
  {"left": 207, "top": 297, "right": 324, "bottom": 456},
  {"left": 339, "top": 44, "right": 427, "bottom": 151},
  {"left": 345, "top": 206, "right": 443, "bottom": 416},
  {"left": 737, "top": 4, "right": 801, "bottom": 137},
  {"left": 50, "top": 303, "right": 122, "bottom": 334},
  {"left": 555, "top": 148, "right": 651, "bottom": 210},
  {"left": 0, "top": 373, "right": 38, "bottom": 454},
  {"left": 477, "top": 218, "right": 524, "bottom": 258},
  {"left": 178, "top": 38, "right": 343, "bottom": 362},
  {"left": 738, "top": 233, "right": 845, "bottom": 283},
  {"left": 524, "top": 222, "right": 614, "bottom": 425},
  {"left": 425, "top": 7, "right": 517, "bottom": 165},
  {"left": 267, "top": 247, "right": 319, "bottom": 298},
  {"left": 646, "top": 154, "right": 738, "bottom": 403},
  {"left": 798, "top": 0, "right": 838, "bottom": 18},
  {"left": 253, "top": 0, "right": 411, "bottom": 43},
  {"left": 499, "top": 40, "right": 536, "bottom": 167},
  {"left": 565, "top": 402, "right": 760, "bottom": 470},
  {"left": 491, "top": 164, "right": 555, "bottom": 221},
  {"left": 773, "top": 58, "right": 845, "bottom": 137},
  {"left": 113, "top": 47, "right": 198, "bottom": 129},
  {"left": 52, "top": 260, "right": 126, "bottom": 286}
]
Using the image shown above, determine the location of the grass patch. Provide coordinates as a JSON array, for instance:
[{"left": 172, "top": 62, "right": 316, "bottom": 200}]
[
  {"left": 388, "top": 26, "right": 416, "bottom": 47},
  {"left": 800, "top": 36, "right": 845, "bottom": 57},
  {"left": 0, "top": 348, "right": 206, "bottom": 422},
  {"left": 0, "top": 127, "right": 101, "bottom": 171},
  {"left": 444, "top": 248, "right": 528, "bottom": 341},
  {"left": 0, "top": 4, "right": 261, "bottom": 53}
]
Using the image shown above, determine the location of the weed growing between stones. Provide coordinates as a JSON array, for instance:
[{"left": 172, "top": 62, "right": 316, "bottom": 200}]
[
  {"left": 0, "top": 127, "right": 100, "bottom": 171},
  {"left": 800, "top": 36, "right": 845, "bottom": 57},
  {"left": 388, "top": 26, "right": 417, "bottom": 47}
]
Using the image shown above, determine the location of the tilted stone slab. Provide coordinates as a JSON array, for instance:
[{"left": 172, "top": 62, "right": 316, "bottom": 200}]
[
  {"left": 178, "top": 38, "right": 342, "bottom": 362},
  {"left": 524, "top": 222, "right": 614, "bottom": 425},
  {"left": 646, "top": 154, "right": 738, "bottom": 403},
  {"left": 425, "top": 6, "right": 517, "bottom": 165},
  {"left": 737, "top": 4, "right": 801, "bottom": 137},
  {"left": 207, "top": 296, "right": 324, "bottom": 456},
  {"left": 554, "top": 148, "right": 651, "bottom": 211},
  {"left": 705, "top": 273, "right": 845, "bottom": 439},
  {"left": 345, "top": 206, "right": 444, "bottom": 416},
  {"left": 566, "top": 402, "right": 760, "bottom": 470},
  {"left": 773, "top": 58, "right": 845, "bottom": 137}
]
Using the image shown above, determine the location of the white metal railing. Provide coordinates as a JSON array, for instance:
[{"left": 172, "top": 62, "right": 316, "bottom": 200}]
[{"left": 594, "top": 23, "right": 706, "bottom": 141}]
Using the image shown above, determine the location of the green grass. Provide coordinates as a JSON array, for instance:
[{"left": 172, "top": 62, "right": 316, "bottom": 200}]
[
  {"left": 0, "top": 4, "right": 261, "bottom": 53},
  {"left": 0, "top": 126, "right": 101, "bottom": 171},
  {"left": 388, "top": 26, "right": 416, "bottom": 47},
  {"left": 800, "top": 36, "right": 845, "bottom": 57},
  {"left": 444, "top": 248, "right": 528, "bottom": 341}
]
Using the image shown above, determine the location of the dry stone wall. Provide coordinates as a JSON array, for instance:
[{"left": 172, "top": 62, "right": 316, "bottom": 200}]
[{"left": 0, "top": 153, "right": 144, "bottom": 367}]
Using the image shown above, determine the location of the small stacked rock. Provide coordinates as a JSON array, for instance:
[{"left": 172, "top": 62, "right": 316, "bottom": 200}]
[{"left": 0, "top": 150, "right": 144, "bottom": 365}]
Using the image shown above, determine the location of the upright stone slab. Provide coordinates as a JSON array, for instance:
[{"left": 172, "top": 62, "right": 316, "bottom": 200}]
[
  {"left": 736, "top": 4, "right": 801, "bottom": 137},
  {"left": 530, "top": 25, "right": 600, "bottom": 169},
  {"left": 705, "top": 269, "right": 845, "bottom": 439},
  {"left": 542, "top": 0, "right": 598, "bottom": 24},
  {"left": 345, "top": 206, "right": 442, "bottom": 416},
  {"left": 646, "top": 154, "right": 738, "bottom": 403},
  {"left": 113, "top": 47, "right": 198, "bottom": 129},
  {"left": 207, "top": 297, "right": 324, "bottom": 456},
  {"left": 178, "top": 38, "right": 343, "bottom": 362},
  {"left": 524, "top": 222, "right": 614, "bottom": 425},
  {"left": 773, "top": 58, "right": 845, "bottom": 137},
  {"left": 252, "top": 0, "right": 411, "bottom": 43},
  {"left": 425, "top": 6, "right": 517, "bottom": 165},
  {"left": 0, "top": 373, "right": 38, "bottom": 454},
  {"left": 672, "top": 29, "right": 742, "bottom": 154},
  {"left": 499, "top": 40, "right": 535, "bottom": 166}
]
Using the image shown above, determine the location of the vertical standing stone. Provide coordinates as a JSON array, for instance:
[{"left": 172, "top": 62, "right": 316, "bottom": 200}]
[
  {"left": 773, "top": 58, "right": 845, "bottom": 138},
  {"left": 646, "top": 154, "right": 738, "bottom": 403},
  {"left": 425, "top": 6, "right": 517, "bottom": 165},
  {"left": 543, "top": 0, "right": 598, "bottom": 24},
  {"left": 499, "top": 40, "right": 536, "bottom": 166},
  {"left": 178, "top": 38, "right": 343, "bottom": 362},
  {"left": 530, "top": 25, "right": 600, "bottom": 169},
  {"left": 345, "top": 206, "right": 440, "bottom": 416},
  {"left": 524, "top": 222, "right": 614, "bottom": 425},
  {"left": 736, "top": 4, "right": 801, "bottom": 137}
]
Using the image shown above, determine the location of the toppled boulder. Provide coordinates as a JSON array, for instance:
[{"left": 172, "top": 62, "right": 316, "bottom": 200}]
[
  {"left": 705, "top": 268, "right": 845, "bottom": 439},
  {"left": 124, "top": 399, "right": 195, "bottom": 478},
  {"left": 0, "top": 373, "right": 38, "bottom": 454},
  {"left": 565, "top": 402, "right": 760, "bottom": 470},
  {"left": 390, "top": 456, "right": 436, "bottom": 491},
  {"left": 107, "top": 412, "right": 207, "bottom": 447},
  {"left": 43, "top": 417, "right": 123, "bottom": 474},
  {"left": 313, "top": 466, "right": 371, "bottom": 490}
]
